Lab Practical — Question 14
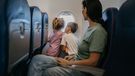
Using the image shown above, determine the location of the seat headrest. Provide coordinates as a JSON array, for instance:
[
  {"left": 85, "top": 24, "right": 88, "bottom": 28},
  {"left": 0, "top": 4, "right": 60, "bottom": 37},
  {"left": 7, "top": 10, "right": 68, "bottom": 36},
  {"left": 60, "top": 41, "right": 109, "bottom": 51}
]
[
  {"left": 7, "top": 0, "right": 30, "bottom": 24},
  {"left": 42, "top": 12, "right": 48, "bottom": 24},
  {"left": 98, "top": 8, "right": 119, "bottom": 68},
  {"left": 102, "top": 8, "right": 118, "bottom": 22},
  {"left": 30, "top": 6, "right": 42, "bottom": 25},
  {"left": 118, "top": 0, "right": 135, "bottom": 28},
  {"left": 102, "top": 7, "right": 119, "bottom": 35}
]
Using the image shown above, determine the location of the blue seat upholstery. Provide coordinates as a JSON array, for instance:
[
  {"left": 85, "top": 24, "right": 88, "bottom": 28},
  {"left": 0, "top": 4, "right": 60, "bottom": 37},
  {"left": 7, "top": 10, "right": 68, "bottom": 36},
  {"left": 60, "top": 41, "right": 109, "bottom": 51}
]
[
  {"left": 7, "top": 0, "right": 31, "bottom": 76},
  {"left": 104, "top": 0, "right": 135, "bottom": 76},
  {"left": 41, "top": 12, "right": 48, "bottom": 51},
  {"left": 0, "top": 0, "right": 8, "bottom": 76},
  {"left": 7, "top": 0, "right": 30, "bottom": 23},
  {"left": 7, "top": 0, "right": 31, "bottom": 68},
  {"left": 102, "top": 7, "right": 118, "bottom": 41},
  {"left": 29, "top": 6, "right": 42, "bottom": 56},
  {"left": 99, "top": 7, "right": 118, "bottom": 68}
]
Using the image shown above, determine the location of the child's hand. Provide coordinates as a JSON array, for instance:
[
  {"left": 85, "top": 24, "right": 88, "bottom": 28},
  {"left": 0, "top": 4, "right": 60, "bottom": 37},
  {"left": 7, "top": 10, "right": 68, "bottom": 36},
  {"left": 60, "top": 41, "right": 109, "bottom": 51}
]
[{"left": 56, "top": 58, "right": 69, "bottom": 67}]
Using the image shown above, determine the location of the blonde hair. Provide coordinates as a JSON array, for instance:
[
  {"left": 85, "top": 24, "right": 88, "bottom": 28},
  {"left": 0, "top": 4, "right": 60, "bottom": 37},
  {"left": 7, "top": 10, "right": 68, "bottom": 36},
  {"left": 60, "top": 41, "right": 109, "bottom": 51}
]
[{"left": 52, "top": 18, "right": 64, "bottom": 30}]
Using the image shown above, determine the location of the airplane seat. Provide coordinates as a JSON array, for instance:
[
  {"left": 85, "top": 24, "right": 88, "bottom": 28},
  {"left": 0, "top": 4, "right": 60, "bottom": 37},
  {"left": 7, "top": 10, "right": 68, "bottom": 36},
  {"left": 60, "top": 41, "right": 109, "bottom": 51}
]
[
  {"left": 41, "top": 12, "right": 49, "bottom": 52},
  {"left": 7, "top": 0, "right": 31, "bottom": 76},
  {"left": 104, "top": 0, "right": 135, "bottom": 76},
  {"left": 0, "top": 0, "right": 8, "bottom": 76},
  {"left": 29, "top": 6, "right": 42, "bottom": 58},
  {"left": 98, "top": 7, "right": 119, "bottom": 68}
]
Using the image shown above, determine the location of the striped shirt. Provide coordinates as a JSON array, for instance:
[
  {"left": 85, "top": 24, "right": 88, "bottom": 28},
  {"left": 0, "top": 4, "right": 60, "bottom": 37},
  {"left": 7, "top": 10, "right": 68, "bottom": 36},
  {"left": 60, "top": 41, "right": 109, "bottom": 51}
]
[
  {"left": 45, "top": 30, "right": 63, "bottom": 57},
  {"left": 61, "top": 33, "right": 79, "bottom": 55}
]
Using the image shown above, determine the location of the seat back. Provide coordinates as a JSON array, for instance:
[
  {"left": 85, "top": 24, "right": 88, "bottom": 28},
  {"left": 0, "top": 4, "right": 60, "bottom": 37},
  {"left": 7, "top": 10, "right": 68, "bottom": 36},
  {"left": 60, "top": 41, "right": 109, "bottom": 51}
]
[
  {"left": 98, "top": 7, "right": 119, "bottom": 68},
  {"left": 7, "top": 0, "right": 31, "bottom": 76},
  {"left": 7, "top": 0, "right": 31, "bottom": 68},
  {"left": 30, "top": 6, "right": 42, "bottom": 56},
  {"left": 104, "top": 0, "right": 135, "bottom": 76},
  {"left": 0, "top": 0, "right": 8, "bottom": 76},
  {"left": 41, "top": 12, "right": 48, "bottom": 51}
]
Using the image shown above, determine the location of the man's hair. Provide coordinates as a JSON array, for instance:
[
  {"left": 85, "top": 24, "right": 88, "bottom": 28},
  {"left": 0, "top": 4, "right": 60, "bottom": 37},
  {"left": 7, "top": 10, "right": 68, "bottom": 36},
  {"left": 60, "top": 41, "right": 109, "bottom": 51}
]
[
  {"left": 52, "top": 18, "right": 64, "bottom": 30},
  {"left": 67, "top": 22, "right": 78, "bottom": 33},
  {"left": 82, "top": 0, "right": 104, "bottom": 25}
]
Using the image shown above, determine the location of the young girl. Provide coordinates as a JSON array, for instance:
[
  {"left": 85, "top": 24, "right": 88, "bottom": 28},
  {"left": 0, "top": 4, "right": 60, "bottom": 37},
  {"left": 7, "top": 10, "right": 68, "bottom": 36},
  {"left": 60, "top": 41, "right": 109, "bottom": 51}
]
[{"left": 42, "top": 17, "right": 64, "bottom": 57}]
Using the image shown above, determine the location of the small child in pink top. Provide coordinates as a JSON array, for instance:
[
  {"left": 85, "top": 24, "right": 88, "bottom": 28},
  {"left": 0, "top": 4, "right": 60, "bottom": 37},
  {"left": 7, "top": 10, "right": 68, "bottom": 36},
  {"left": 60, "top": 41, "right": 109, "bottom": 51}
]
[{"left": 42, "top": 18, "right": 64, "bottom": 57}]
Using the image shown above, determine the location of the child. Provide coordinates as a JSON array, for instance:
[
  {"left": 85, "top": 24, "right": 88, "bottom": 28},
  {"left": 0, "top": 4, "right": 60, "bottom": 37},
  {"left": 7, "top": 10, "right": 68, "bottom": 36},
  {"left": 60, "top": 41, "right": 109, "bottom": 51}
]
[
  {"left": 42, "top": 17, "right": 64, "bottom": 57},
  {"left": 59, "top": 22, "right": 79, "bottom": 59}
]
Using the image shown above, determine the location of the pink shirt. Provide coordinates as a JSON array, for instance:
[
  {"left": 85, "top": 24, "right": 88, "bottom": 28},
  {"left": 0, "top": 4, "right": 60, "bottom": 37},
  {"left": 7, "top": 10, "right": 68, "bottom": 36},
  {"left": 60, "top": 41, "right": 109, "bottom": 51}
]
[{"left": 45, "top": 30, "right": 63, "bottom": 57}]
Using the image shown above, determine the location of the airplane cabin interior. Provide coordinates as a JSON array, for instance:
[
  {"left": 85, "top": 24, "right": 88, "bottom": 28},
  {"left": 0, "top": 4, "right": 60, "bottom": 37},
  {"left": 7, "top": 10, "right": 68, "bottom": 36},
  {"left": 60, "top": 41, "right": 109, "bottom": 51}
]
[{"left": 0, "top": 0, "right": 135, "bottom": 76}]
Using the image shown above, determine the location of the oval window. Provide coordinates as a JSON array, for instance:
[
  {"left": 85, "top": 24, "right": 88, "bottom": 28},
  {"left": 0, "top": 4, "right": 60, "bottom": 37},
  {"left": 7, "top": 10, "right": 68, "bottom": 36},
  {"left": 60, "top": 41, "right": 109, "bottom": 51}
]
[{"left": 57, "top": 11, "right": 75, "bottom": 32}]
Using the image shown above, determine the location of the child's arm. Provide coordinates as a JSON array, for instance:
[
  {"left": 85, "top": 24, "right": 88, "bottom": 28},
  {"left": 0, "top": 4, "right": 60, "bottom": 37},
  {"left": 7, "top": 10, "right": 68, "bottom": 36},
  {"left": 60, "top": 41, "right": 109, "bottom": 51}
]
[
  {"left": 60, "top": 45, "right": 66, "bottom": 52},
  {"left": 61, "top": 34, "right": 68, "bottom": 53},
  {"left": 61, "top": 44, "right": 69, "bottom": 53}
]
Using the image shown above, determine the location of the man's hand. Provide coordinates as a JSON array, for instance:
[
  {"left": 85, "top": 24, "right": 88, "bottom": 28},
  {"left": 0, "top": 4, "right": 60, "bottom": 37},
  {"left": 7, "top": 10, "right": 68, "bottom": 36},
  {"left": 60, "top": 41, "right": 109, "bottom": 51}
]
[{"left": 64, "top": 55, "right": 75, "bottom": 61}]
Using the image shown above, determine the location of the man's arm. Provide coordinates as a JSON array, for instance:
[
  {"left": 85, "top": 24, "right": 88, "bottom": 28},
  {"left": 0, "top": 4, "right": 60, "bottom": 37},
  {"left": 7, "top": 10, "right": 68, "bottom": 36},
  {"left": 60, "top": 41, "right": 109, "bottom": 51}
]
[{"left": 57, "top": 52, "right": 101, "bottom": 67}]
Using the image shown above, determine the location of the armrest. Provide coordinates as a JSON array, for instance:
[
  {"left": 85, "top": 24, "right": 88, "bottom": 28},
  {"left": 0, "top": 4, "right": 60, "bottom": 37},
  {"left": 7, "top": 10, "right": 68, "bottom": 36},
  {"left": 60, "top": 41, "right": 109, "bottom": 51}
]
[{"left": 68, "top": 65, "right": 105, "bottom": 76}]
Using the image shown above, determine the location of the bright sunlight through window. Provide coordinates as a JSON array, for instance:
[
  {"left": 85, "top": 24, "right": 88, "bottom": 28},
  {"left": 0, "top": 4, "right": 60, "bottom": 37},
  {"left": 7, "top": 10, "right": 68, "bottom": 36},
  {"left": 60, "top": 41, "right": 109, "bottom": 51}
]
[{"left": 58, "top": 11, "right": 75, "bottom": 32}]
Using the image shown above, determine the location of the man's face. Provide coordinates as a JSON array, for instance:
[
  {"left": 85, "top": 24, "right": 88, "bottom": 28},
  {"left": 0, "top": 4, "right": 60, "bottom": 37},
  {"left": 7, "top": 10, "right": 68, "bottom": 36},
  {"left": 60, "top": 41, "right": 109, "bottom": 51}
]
[{"left": 82, "top": 7, "right": 88, "bottom": 20}]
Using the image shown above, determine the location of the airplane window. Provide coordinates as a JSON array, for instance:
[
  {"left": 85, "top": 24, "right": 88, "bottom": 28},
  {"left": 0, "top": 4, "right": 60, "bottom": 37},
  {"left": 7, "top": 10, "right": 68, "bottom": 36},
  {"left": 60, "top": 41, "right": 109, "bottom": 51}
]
[{"left": 57, "top": 11, "right": 75, "bottom": 32}]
